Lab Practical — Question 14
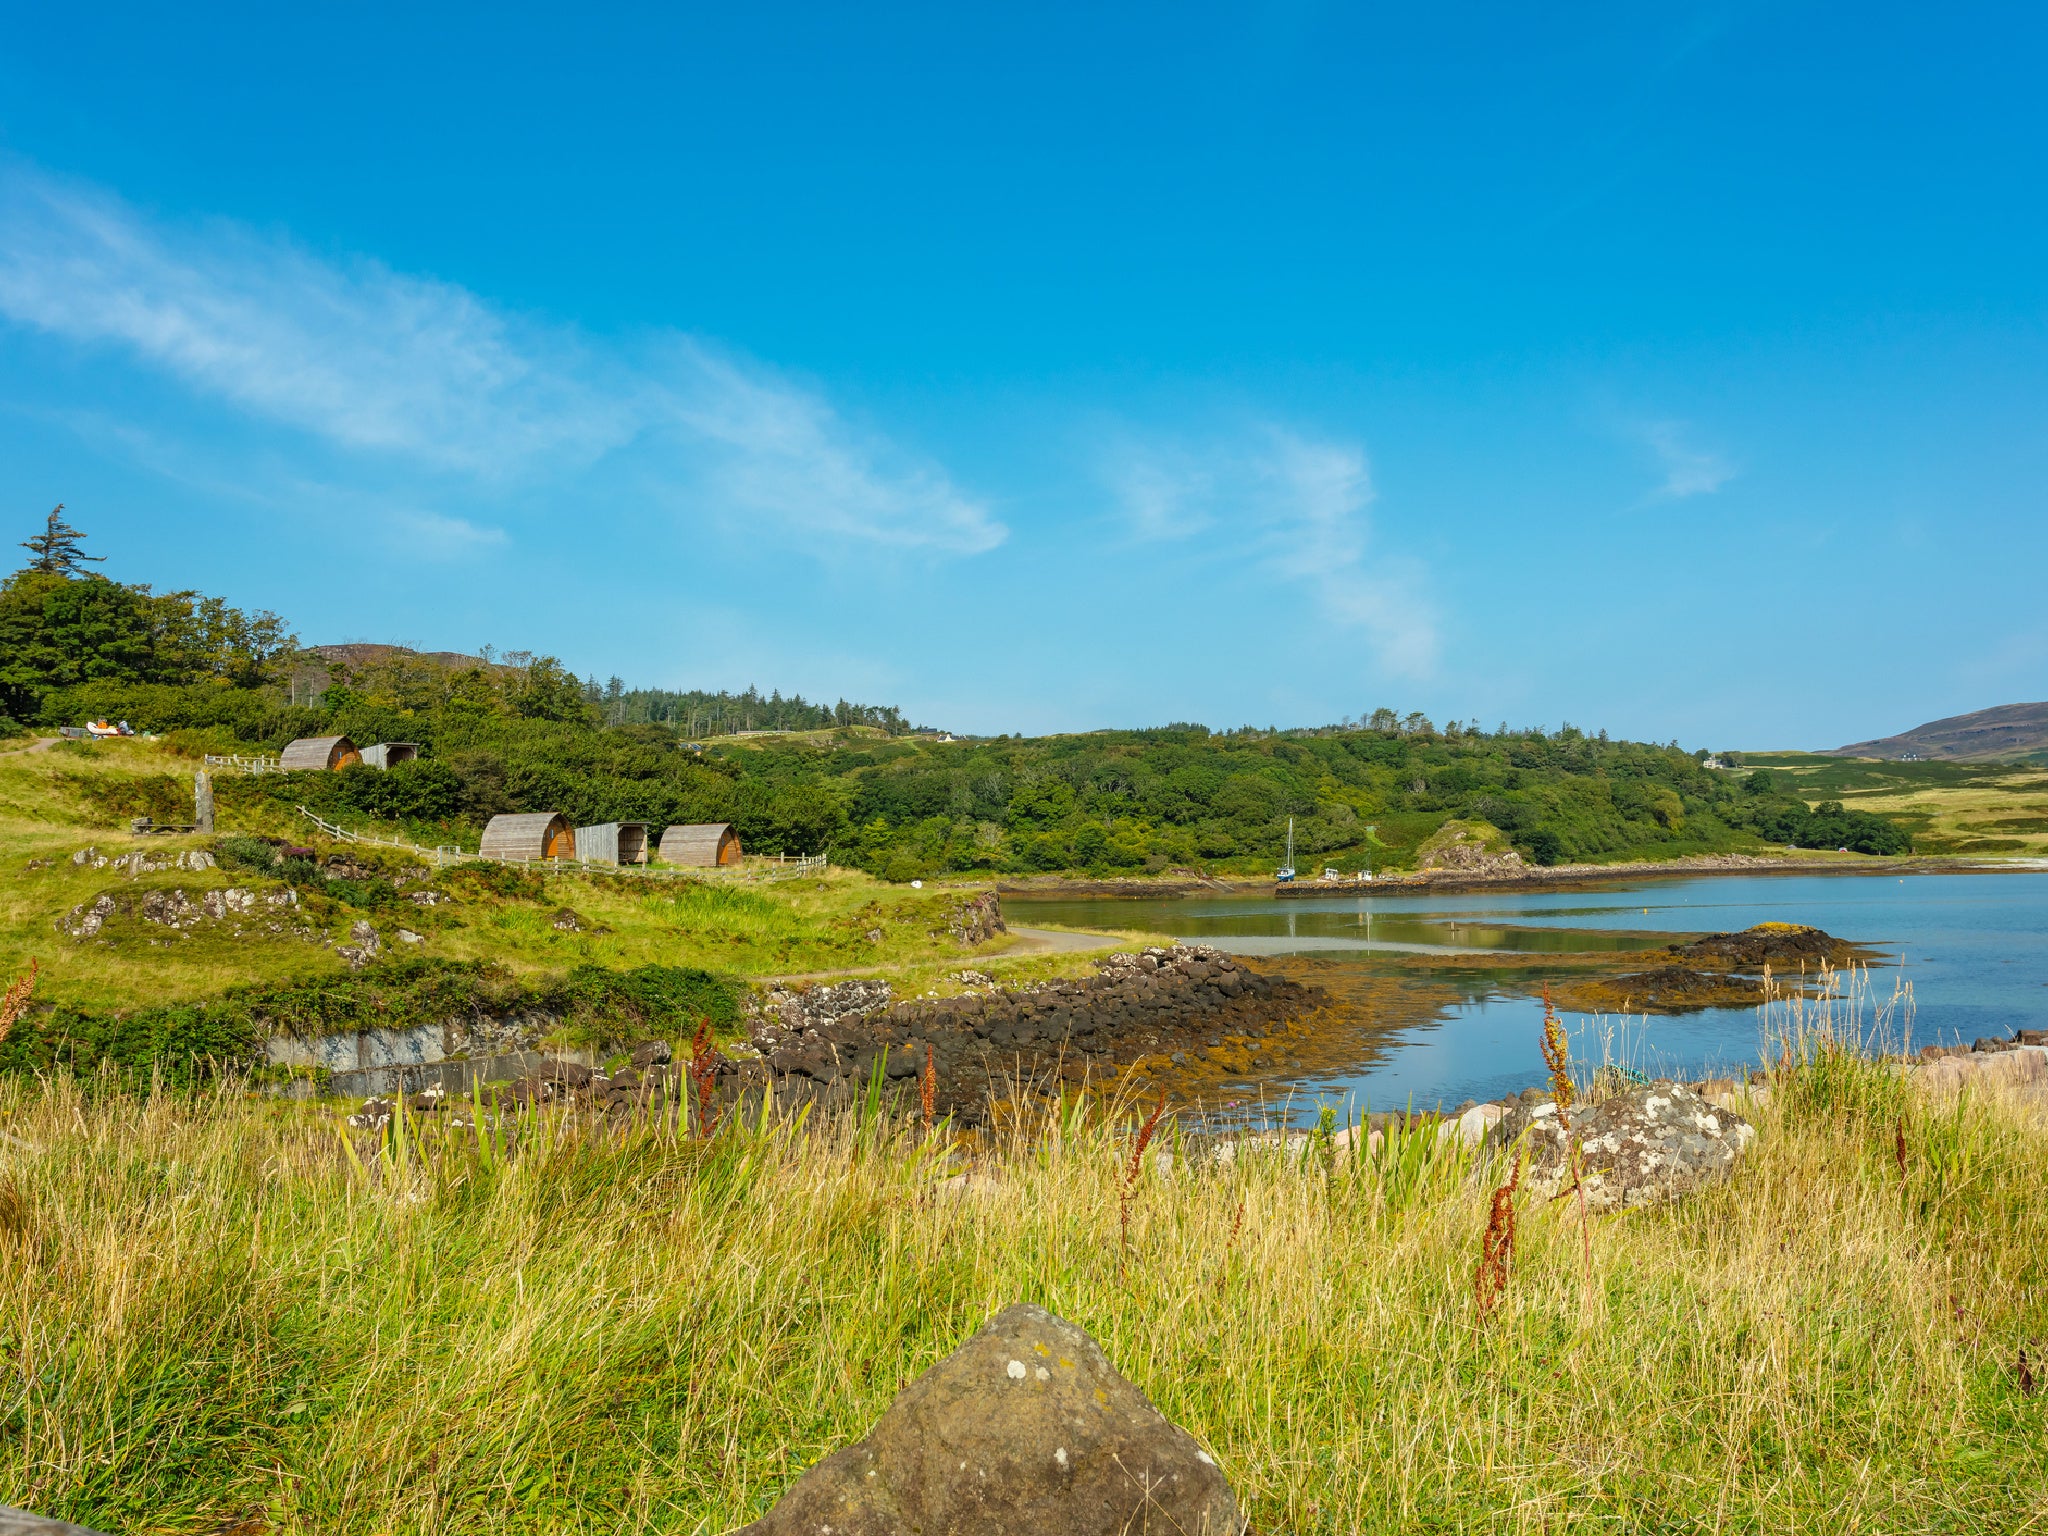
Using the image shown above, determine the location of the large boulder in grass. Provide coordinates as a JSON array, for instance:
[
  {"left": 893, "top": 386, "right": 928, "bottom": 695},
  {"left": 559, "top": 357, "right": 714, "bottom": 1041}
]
[
  {"left": 732, "top": 1303, "right": 1248, "bottom": 1536},
  {"left": 1482, "top": 1080, "right": 1755, "bottom": 1214}
]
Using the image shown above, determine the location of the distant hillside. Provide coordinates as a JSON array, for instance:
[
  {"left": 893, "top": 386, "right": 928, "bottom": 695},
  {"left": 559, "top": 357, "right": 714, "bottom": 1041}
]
[
  {"left": 307, "top": 643, "right": 925, "bottom": 738},
  {"left": 1833, "top": 702, "right": 2048, "bottom": 764},
  {"left": 313, "top": 642, "right": 496, "bottom": 672}
]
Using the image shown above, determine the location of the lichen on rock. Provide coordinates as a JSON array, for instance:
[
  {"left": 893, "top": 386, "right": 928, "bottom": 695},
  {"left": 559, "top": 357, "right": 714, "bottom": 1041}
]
[{"left": 1482, "top": 1079, "right": 1754, "bottom": 1214}]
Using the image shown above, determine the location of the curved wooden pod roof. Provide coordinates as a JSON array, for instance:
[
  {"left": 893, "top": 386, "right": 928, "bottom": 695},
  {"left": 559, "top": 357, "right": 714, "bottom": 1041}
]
[
  {"left": 280, "top": 735, "right": 361, "bottom": 771},
  {"left": 478, "top": 811, "right": 577, "bottom": 862},
  {"left": 660, "top": 822, "right": 742, "bottom": 867}
]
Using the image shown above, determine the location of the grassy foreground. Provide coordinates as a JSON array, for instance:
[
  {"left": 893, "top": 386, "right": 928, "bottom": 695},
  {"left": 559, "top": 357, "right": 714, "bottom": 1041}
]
[{"left": 1, "top": 1034, "right": 2043, "bottom": 1534}]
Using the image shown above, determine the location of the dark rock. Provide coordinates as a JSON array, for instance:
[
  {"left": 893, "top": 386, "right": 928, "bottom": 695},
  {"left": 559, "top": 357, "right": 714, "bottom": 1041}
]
[
  {"left": 545, "top": 1059, "right": 593, "bottom": 1088},
  {"left": 348, "top": 1097, "right": 396, "bottom": 1130},
  {"left": 1483, "top": 1081, "right": 1755, "bottom": 1214},
  {"left": 631, "top": 1039, "right": 673, "bottom": 1069},
  {"left": 735, "top": 1302, "right": 1246, "bottom": 1536}
]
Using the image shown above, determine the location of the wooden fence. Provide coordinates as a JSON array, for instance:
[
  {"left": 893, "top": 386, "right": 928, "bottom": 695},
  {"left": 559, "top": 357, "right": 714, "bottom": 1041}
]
[{"left": 203, "top": 752, "right": 284, "bottom": 775}]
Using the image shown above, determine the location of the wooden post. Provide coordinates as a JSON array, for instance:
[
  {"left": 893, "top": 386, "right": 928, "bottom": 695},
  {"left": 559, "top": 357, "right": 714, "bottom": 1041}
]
[{"left": 194, "top": 769, "right": 215, "bottom": 834}]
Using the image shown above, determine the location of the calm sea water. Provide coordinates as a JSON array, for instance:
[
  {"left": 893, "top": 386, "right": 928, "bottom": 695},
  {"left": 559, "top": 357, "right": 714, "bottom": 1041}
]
[{"left": 1010, "top": 869, "right": 2048, "bottom": 1116}]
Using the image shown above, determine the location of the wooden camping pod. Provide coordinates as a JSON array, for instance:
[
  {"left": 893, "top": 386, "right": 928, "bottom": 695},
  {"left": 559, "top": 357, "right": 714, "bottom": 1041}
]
[
  {"left": 279, "top": 735, "right": 361, "bottom": 771},
  {"left": 660, "top": 822, "right": 743, "bottom": 867},
  {"left": 574, "top": 821, "right": 649, "bottom": 866},
  {"left": 361, "top": 742, "right": 419, "bottom": 770},
  {"left": 478, "top": 812, "right": 577, "bottom": 862}
]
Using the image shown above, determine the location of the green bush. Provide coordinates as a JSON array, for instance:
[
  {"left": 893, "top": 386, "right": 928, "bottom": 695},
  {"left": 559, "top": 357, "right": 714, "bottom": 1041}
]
[{"left": 0, "top": 958, "right": 744, "bottom": 1087}]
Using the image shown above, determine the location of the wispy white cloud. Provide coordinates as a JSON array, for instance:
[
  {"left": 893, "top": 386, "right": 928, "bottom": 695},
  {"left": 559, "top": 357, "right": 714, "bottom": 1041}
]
[
  {"left": 1640, "top": 419, "right": 1736, "bottom": 500},
  {"left": 1106, "top": 425, "right": 1437, "bottom": 675},
  {"left": 661, "top": 341, "right": 1005, "bottom": 553},
  {"left": 388, "top": 508, "right": 509, "bottom": 558},
  {"left": 0, "top": 162, "right": 1003, "bottom": 555},
  {"left": 1104, "top": 446, "right": 1214, "bottom": 542}
]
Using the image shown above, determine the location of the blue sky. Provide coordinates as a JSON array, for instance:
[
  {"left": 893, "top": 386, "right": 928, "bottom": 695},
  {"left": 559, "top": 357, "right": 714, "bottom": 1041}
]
[{"left": 2, "top": 3, "right": 2044, "bottom": 746}]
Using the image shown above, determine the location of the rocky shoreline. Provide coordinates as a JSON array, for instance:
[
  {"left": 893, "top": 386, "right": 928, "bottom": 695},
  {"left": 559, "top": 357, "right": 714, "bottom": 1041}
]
[
  {"left": 343, "top": 944, "right": 1327, "bottom": 1127},
  {"left": 994, "top": 853, "right": 2023, "bottom": 903},
  {"left": 741, "top": 944, "right": 1326, "bottom": 1125}
]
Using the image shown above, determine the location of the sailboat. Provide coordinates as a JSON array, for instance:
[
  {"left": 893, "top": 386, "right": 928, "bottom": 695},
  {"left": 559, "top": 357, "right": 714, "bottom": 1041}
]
[{"left": 1276, "top": 817, "right": 1296, "bottom": 882}]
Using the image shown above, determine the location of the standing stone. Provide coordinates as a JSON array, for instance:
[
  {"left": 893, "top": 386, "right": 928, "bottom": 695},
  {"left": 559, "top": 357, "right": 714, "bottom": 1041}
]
[
  {"left": 193, "top": 769, "right": 215, "bottom": 834},
  {"left": 734, "top": 1303, "right": 1248, "bottom": 1535}
]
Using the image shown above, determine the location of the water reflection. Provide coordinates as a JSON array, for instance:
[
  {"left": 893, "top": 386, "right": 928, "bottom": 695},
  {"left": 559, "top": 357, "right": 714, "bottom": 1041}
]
[{"left": 1010, "top": 868, "right": 2048, "bottom": 1119}]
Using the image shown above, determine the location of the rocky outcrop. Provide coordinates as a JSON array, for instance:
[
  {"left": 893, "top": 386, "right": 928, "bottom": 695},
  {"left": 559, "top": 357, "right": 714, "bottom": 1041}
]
[
  {"left": 1664, "top": 923, "right": 1861, "bottom": 970},
  {"left": 734, "top": 1303, "right": 1247, "bottom": 1536},
  {"left": 68, "top": 846, "right": 216, "bottom": 875},
  {"left": 1483, "top": 1081, "right": 1755, "bottom": 1214},
  {"left": 1915, "top": 1040, "right": 2048, "bottom": 1097},
  {"left": 338, "top": 919, "right": 382, "bottom": 969},
  {"left": 60, "top": 885, "right": 300, "bottom": 939},
  {"left": 945, "top": 891, "right": 1006, "bottom": 946},
  {"left": 748, "top": 946, "right": 1321, "bottom": 1126},
  {"left": 750, "top": 978, "right": 896, "bottom": 1035},
  {"left": 1417, "top": 821, "right": 1524, "bottom": 874}
]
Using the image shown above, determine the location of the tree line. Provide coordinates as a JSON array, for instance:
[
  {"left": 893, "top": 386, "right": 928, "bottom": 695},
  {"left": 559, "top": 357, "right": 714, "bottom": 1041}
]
[{"left": 2, "top": 511, "right": 1912, "bottom": 874}]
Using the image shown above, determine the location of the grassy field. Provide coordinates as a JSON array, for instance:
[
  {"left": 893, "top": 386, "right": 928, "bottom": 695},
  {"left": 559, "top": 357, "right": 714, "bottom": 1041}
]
[
  {"left": 0, "top": 736, "right": 1146, "bottom": 1015},
  {"left": 1740, "top": 752, "right": 2048, "bottom": 858},
  {"left": 0, "top": 1003, "right": 2041, "bottom": 1533}
]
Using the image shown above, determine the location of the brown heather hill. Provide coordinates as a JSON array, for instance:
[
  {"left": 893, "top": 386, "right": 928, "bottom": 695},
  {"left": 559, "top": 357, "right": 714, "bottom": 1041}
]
[
  {"left": 312, "top": 642, "right": 511, "bottom": 673},
  {"left": 1833, "top": 700, "right": 2048, "bottom": 764}
]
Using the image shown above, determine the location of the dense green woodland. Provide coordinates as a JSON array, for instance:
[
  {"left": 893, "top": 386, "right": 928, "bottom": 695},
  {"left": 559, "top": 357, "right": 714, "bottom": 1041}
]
[{"left": 1, "top": 533, "right": 1912, "bottom": 875}]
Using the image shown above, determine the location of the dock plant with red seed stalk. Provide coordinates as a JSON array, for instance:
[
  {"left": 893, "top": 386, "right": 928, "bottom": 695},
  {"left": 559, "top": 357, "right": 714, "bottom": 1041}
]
[
  {"left": 687, "top": 1019, "right": 719, "bottom": 1138},
  {"left": 0, "top": 959, "right": 35, "bottom": 1044},
  {"left": 1120, "top": 1088, "right": 1167, "bottom": 1265},
  {"left": 1474, "top": 1145, "right": 1525, "bottom": 1322},
  {"left": 1539, "top": 986, "right": 1595, "bottom": 1316}
]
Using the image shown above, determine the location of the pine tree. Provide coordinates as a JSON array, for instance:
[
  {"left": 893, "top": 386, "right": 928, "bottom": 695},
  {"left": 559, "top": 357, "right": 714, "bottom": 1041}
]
[{"left": 20, "top": 505, "right": 104, "bottom": 576}]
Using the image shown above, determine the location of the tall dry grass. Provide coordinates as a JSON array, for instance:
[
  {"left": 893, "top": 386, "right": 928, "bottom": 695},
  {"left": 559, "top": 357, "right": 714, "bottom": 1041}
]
[{"left": 0, "top": 1009, "right": 2041, "bottom": 1533}]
